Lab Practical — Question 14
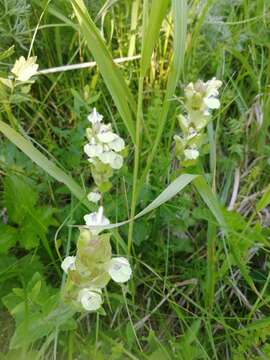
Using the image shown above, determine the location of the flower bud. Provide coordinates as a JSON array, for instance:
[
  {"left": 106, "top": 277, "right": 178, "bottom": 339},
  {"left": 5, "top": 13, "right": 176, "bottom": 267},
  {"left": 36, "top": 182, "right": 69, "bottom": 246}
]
[{"left": 61, "top": 256, "right": 76, "bottom": 273}]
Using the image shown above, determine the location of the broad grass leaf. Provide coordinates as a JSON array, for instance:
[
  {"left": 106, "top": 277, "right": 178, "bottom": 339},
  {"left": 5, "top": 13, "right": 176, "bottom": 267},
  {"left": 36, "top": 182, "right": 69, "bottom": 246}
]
[
  {"left": 70, "top": 0, "right": 136, "bottom": 142},
  {"left": 81, "top": 174, "right": 227, "bottom": 232},
  {"left": 141, "top": 0, "right": 170, "bottom": 77}
]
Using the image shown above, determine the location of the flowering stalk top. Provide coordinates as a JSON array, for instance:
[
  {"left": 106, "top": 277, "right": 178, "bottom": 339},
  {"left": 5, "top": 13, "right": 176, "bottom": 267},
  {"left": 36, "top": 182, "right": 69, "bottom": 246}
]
[
  {"left": 11, "top": 56, "right": 39, "bottom": 82},
  {"left": 61, "top": 112, "right": 131, "bottom": 313},
  {"left": 84, "top": 108, "right": 125, "bottom": 171},
  {"left": 174, "top": 77, "right": 222, "bottom": 165}
]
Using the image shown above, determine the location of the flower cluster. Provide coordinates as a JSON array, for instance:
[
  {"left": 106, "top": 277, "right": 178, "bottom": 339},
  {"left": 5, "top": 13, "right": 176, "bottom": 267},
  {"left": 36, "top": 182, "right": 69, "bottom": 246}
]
[
  {"left": 61, "top": 110, "right": 131, "bottom": 313},
  {"left": 61, "top": 207, "right": 132, "bottom": 312},
  {"left": 84, "top": 108, "right": 125, "bottom": 191},
  {"left": 174, "top": 77, "right": 222, "bottom": 166}
]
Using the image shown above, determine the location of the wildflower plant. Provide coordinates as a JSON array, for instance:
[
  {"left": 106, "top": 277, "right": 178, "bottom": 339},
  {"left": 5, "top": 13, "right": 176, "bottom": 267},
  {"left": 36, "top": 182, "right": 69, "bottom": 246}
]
[
  {"left": 174, "top": 78, "right": 222, "bottom": 167},
  {"left": 61, "top": 109, "right": 131, "bottom": 313}
]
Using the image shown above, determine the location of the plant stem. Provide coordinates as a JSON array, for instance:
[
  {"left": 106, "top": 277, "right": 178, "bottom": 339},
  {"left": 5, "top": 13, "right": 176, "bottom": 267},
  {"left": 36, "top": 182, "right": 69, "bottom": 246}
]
[{"left": 128, "top": 76, "right": 144, "bottom": 254}]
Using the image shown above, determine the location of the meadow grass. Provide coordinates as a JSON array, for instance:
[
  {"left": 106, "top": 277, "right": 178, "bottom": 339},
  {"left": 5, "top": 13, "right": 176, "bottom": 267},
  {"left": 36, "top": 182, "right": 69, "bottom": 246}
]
[{"left": 0, "top": 0, "right": 270, "bottom": 359}]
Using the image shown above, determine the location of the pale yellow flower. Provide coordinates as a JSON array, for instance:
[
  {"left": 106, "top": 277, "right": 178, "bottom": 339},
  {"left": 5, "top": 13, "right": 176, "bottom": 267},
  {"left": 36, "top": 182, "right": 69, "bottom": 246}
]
[{"left": 11, "top": 56, "right": 39, "bottom": 82}]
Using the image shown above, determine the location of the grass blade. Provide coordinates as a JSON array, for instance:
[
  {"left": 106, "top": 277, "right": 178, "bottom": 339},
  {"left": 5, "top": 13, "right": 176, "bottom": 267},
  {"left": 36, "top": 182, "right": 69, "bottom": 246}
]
[
  {"left": 0, "top": 120, "right": 91, "bottom": 209},
  {"left": 205, "top": 223, "right": 217, "bottom": 312},
  {"left": 193, "top": 176, "right": 227, "bottom": 230},
  {"left": 140, "top": 0, "right": 170, "bottom": 77},
  {"left": 256, "top": 184, "right": 270, "bottom": 212},
  {"left": 70, "top": 0, "right": 136, "bottom": 143},
  {"left": 139, "top": 0, "right": 187, "bottom": 185},
  {"left": 80, "top": 174, "right": 226, "bottom": 232}
]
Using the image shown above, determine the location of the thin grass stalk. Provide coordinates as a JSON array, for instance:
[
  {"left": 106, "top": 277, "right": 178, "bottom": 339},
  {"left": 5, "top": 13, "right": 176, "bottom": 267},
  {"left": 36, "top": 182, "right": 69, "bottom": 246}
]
[{"left": 127, "top": 76, "right": 144, "bottom": 255}]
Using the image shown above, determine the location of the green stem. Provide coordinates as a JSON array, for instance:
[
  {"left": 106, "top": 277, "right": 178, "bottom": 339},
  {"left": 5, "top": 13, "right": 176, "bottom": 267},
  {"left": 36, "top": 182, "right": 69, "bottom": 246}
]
[
  {"left": 3, "top": 102, "right": 18, "bottom": 129},
  {"left": 128, "top": 76, "right": 144, "bottom": 255}
]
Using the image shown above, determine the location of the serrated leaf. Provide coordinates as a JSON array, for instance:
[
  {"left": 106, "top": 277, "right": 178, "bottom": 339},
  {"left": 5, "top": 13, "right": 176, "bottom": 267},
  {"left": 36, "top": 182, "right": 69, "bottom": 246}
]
[
  {"left": 0, "top": 224, "right": 18, "bottom": 253},
  {"left": 4, "top": 174, "right": 37, "bottom": 224}
]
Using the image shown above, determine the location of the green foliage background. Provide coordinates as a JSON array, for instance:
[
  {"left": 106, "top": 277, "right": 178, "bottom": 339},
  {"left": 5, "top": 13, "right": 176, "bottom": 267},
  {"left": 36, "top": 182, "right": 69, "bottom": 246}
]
[{"left": 0, "top": 0, "right": 270, "bottom": 359}]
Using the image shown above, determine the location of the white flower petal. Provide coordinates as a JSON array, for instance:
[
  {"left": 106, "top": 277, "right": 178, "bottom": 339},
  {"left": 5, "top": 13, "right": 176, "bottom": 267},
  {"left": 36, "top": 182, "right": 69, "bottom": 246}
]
[
  {"left": 98, "top": 150, "right": 113, "bottom": 164},
  {"left": 108, "top": 137, "right": 125, "bottom": 152},
  {"left": 61, "top": 256, "right": 76, "bottom": 273},
  {"left": 107, "top": 257, "right": 132, "bottom": 283},
  {"left": 78, "top": 288, "right": 102, "bottom": 311},
  {"left": 11, "top": 56, "right": 39, "bottom": 82},
  {"left": 109, "top": 153, "right": 123, "bottom": 169},
  {"left": 84, "top": 143, "right": 103, "bottom": 158},
  {"left": 84, "top": 206, "right": 110, "bottom": 234},
  {"left": 184, "top": 148, "right": 200, "bottom": 160},
  {"left": 87, "top": 191, "right": 101, "bottom": 203},
  {"left": 87, "top": 108, "right": 103, "bottom": 125},
  {"left": 204, "top": 96, "right": 220, "bottom": 109},
  {"left": 97, "top": 131, "right": 117, "bottom": 143}
]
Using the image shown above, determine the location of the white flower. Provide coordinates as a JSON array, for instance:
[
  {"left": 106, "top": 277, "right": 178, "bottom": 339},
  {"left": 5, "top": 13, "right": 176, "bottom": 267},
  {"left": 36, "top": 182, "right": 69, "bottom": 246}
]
[
  {"left": 61, "top": 256, "right": 76, "bottom": 273},
  {"left": 78, "top": 288, "right": 103, "bottom": 311},
  {"left": 205, "top": 77, "right": 222, "bottom": 97},
  {"left": 84, "top": 141, "right": 103, "bottom": 158},
  {"left": 11, "top": 56, "right": 39, "bottom": 82},
  {"left": 98, "top": 151, "right": 123, "bottom": 169},
  {"left": 184, "top": 148, "right": 200, "bottom": 160},
  {"left": 87, "top": 191, "right": 101, "bottom": 203},
  {"left": 204, "top": 96, "right": 220, "bottom": 110},
  {"left": 84, "top": 206, "right": 110, "bottom": 234},
  {"left": 203, "top": 77, "right": 222, "bottom": 110},
  {"left": 107, "top": 257, "right": 132, "bottom": 283},
  {"left": 97, "top": 124, "right": 118, "bottom": 143},
  {"left": 87, "top": 108, "right": 103, "bottom": 125},
  {"left": 108, "top": 137, "right": 125, "bottom": 152}
]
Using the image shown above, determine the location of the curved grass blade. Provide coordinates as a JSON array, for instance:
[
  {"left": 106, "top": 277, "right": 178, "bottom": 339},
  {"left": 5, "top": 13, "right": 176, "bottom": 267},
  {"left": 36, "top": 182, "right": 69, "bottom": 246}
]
[
  {"left": 0, "top": 120, "right": 91, "bottom": 209},
  {"left": 79, "top": 174, "right": 226, "bottom": 232},
  {"left": 70, "top": 0, "right": 136, "bottom": 143}
]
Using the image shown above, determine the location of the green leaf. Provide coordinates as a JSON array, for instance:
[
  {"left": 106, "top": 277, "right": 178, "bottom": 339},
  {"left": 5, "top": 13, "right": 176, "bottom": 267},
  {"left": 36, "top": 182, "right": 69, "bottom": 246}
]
[
  {"left": 256, "top": 184, "right": 270, "bottom": 212},
  {"left": 70, "top": 0, "right": 136, "bottom": 143},
  {"left": 3, "top": 273, "right": 76, "bottom": 349},
  {"left": 0, "top": 120, "right": 91, "bottom": 210},
  {"left": 193, "top": 176, "right": 227, "bottom": 230},
  {"left": 141, "top": 0, "right": 170, "bottom": 77},
  {"left": 0, "top": 46, "right": 15, "bottom": 61},
  {"left": 0, "top": 224, "right": 17, "bottom": 254},
  {"left": 4, "top": 174, "right": 37, "bottom": 224}
]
